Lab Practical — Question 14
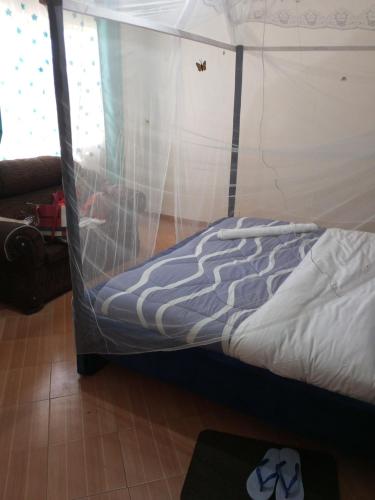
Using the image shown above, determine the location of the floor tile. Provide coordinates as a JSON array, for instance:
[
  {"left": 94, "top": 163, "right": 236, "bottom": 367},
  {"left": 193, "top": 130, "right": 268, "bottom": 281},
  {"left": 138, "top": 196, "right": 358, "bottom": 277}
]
[
  {"left": 199, "top": 407, "right": 278, "bottom": 442},
  {"left": 50, "top": 364, "right": 136, "bottom": 431},
  {"left": 50, "top": 361, "right": 81, "bottom": 398},
  {"left": 80, "top": 366, "right": 135, "bottom": 431},
  {"left": 47, "top": 433, "right": 126, "bottom": 500},
  {"left": 2, "top": 446, "right": 48, "bottom": 500},
  {"left": 118, "top": 369, "right": 188, "bottom": 485},
  {"left": 119, "top": 402, "right": 199, "bottom": 487},
  {"left": 119, "top": 424, "right": 164, "bottom": 487},
  {"left": 52, "top": 294, "right": 73, "bottom": 337},
  {"left": 0, "top": 334, "right": 75, "bottom": 369},
  {"left": 167, "top": 475, "right": 185, "bottom": 499},
  {"left": 78, "top": 489, "right": 131, "bottom": 500},
  {"left": 0, "top": 340, "right": 16, "bottom": 370},
  {"left": 0, "top": 317, "right": 6, "bottom": 339},
  {"left": 129, "top": 476, "right": 184, "bottom": 500},
  {"left": 0, "top": 400, "right": 49, "bottom": 498},
  {"left": 338, "top": 455, "right": 375, "bottom": 500},
  {"left": 49, "top": 394, "right": 124, "bottom": 445},
  {"left": 47, "top": 334, "right": 76, "bottom": 363},
  {"left": 0, "top": 364, "right": 51, "bottom": 406},
  {"left": 166, "top": 415, "right": 205, "bottom": 474},
  {"left": 28, "top": 312, "right": 54, "bottom": 338},
  {"left": 0, "top": 400, "right": 49, "bottom": 453},
  {"left": 1, "top": 316, "right": 21, "bottom": 341},
  {"left": 141, "top": 375, "right": 198, "bottom": 424}
]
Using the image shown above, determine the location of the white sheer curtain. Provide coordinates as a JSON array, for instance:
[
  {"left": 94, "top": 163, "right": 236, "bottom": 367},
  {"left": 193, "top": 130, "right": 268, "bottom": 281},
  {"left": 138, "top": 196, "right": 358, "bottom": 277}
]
[
  {"left": 0, "top": 0, "right": 104, "bottom": 161},
  {"left": 0, "top": 0, "right": 59, "bottom": 159}
]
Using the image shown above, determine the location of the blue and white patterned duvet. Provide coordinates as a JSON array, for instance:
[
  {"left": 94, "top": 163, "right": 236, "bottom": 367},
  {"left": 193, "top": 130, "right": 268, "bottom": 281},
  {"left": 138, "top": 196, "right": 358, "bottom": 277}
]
[{"left": 94, "top": 217, "right": 323, "bottom": 352}]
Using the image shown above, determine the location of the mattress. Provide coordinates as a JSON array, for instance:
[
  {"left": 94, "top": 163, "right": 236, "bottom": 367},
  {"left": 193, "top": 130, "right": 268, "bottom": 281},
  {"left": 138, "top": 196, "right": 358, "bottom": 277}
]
[
  {"left": 230, "top": 227, "right": 375, "bottom": 404},
  {"left": 93, "top": 217, "right": 322, "bottom": 351}
]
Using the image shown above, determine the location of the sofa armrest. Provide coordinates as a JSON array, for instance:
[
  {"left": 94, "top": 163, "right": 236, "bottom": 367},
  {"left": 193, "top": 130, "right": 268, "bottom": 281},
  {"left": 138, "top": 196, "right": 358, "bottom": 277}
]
[{"left": 0, "top": 221, "right": 45, "bottom": 266}]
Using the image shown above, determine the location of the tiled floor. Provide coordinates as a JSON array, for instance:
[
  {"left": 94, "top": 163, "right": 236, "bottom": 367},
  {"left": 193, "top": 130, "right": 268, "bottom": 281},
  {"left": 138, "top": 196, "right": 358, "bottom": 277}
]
[
  {"left": 1, "top": 207, "right": 375, "bottom": 500},
  {"left": 0, "top": 295, "right": 374, "bottom": 499}
]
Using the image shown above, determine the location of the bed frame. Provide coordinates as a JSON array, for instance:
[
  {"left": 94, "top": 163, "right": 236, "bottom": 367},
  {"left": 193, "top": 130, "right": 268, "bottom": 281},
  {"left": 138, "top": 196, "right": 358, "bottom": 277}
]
[
  {"left": 76, "top": 222, "right": 375, "bottom": 456},
  {"left": 73, "top": 217, "right": 375, "bottom": 455},
  {"left": 77, "top": 349, "right": 375, "bottom": 455}
]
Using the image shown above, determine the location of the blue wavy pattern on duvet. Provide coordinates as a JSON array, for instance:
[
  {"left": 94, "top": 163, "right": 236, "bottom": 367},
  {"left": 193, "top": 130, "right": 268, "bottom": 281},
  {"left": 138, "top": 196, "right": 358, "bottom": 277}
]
[{"left": 94, "top": 217, "right": 324, "bottom": 351}]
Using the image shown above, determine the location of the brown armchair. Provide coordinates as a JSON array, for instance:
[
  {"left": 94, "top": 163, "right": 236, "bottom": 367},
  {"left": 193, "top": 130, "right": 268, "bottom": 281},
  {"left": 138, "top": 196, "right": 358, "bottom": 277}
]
[
  {"left": 0, "top": 157, "right": 71, "bottom": 313},
  {"left": 0, "top": 156, "right": 146, "bottom": 313}
]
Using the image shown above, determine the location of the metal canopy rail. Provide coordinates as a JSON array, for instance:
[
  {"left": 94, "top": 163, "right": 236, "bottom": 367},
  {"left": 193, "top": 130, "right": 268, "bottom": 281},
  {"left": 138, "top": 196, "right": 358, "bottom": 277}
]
[
  {"left": 244, "top": 45, "right": 375, "bottom": 52},
  {"left": 228, "top": 46, "right": 243, "bottom": 218},
  {"left": 63, "top": 0, "right": 375, "bottom": 52},
  {"left": 63, "top": 0, "right": 236, "bottom": 51}
]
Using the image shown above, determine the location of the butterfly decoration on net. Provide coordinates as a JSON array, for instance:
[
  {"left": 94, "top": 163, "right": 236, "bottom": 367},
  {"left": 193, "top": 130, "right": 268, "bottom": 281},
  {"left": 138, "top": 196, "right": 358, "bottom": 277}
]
[{"left": 196, "top": 59, "right": 207, "bottom": 72}]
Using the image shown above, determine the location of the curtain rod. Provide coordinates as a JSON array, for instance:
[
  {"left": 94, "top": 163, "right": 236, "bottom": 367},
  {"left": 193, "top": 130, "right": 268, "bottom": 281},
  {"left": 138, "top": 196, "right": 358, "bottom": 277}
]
[{"left": 63, "top": 1, "right": 375, "bottom": 53}]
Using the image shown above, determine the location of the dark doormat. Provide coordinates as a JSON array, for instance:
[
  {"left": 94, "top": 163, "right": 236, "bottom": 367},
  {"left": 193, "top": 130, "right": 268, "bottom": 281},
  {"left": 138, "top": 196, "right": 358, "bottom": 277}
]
[{"left": 181, "top": 430, "right": 340, "bottom": 500}]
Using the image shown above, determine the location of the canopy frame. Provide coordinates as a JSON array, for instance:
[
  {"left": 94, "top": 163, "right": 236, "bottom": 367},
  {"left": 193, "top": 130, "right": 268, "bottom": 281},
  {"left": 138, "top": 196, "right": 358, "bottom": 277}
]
[
  {"left": 47, "top": 0, "right": 375, "bottom": 358},
  {"left": 228, "top": 45, "right": 243, "bottom": 217},
  {"left": 63, "top": 0, "right": 375, "bottom": 52}
]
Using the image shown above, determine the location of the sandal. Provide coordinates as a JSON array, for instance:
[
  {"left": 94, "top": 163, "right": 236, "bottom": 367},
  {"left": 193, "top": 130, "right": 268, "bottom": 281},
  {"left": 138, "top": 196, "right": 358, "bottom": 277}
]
[
  {"left": 246, "top": 448, "right": 280, "bottom": 499},
  {"left": 275, "top": 448, "right": 304, "bottom": 500}
]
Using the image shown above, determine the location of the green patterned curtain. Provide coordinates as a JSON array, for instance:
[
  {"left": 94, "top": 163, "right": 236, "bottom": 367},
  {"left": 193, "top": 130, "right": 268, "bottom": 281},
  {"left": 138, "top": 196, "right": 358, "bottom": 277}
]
[{"left": 97, "top": 19, "right": 124, "bottom": 180}]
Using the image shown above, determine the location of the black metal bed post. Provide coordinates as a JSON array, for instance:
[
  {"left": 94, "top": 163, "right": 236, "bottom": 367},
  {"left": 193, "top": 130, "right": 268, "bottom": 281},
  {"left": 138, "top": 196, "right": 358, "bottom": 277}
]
[
  {"left": 228, "top": 45, "right": 244, "bottom": 217},
  {"left": 47, "top": 0, "right": 105, "bottom": 374}
]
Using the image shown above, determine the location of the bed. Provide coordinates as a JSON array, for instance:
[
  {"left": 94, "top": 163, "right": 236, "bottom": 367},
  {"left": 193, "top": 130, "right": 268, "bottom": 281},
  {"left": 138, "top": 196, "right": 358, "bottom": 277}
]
[
  {"left": 92, "top": 217, "right": 322, "bottom": 350},
  {"left": 80, "top": 217, "right": 375, "bottom": 451}
]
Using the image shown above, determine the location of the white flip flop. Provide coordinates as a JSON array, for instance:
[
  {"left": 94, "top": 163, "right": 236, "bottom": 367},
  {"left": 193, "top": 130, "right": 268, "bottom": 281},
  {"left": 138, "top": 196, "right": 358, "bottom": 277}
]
[
  {"left": 246, "top": 448, "right": 280, "bottom": 499},
  {"left": 275, "top": 448, "right": 304, "bottom": 500}
]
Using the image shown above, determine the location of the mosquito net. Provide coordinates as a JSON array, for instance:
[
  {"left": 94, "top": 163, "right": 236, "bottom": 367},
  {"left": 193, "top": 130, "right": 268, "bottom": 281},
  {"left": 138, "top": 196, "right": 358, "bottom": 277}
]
[{"left": 48, "top": 0, "right": 375, "bottom": 358}]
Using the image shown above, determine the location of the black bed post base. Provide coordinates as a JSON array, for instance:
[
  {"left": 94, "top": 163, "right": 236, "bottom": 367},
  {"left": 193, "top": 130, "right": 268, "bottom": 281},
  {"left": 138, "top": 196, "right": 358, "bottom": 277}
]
[{"left": 77, "top": 353, "right": 108, "bottom": 375}]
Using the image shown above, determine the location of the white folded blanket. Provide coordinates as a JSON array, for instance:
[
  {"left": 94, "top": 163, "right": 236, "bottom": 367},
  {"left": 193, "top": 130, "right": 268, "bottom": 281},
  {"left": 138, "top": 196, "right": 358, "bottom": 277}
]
[{"left": 217, "top": 223, "right": 319, "bottom": 240}]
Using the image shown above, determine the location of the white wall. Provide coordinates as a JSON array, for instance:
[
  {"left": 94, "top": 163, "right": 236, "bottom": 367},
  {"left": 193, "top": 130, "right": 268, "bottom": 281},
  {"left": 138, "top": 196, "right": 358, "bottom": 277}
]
[
  {"left": 161, "top": 38, "right": 235, "bottom": 222},
  {"left": 162, "top": 24, "right": 375, "bottom": 230},
  {"left": 236, "top": 47, "right": 375, "bottom": 231}
]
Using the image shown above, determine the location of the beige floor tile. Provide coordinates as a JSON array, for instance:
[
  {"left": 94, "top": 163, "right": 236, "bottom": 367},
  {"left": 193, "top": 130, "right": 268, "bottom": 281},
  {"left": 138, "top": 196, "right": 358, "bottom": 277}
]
[
  {"left": 79, "top": 366, "right": 135, "bottom": 431},
  {"left": 1, "top": 316, "right": 21, "bottom": 341},
  {"left": 0, "top": 334, "right": 75, "bottom": 369},
  {"left": 119, "top": 424, "right": 164, "bottom": 488},
  {"left": 166, "top": 415, "right": 205, "bottom": 475},
  {"left": 0, "top": 401, "right": 49, "bottom": 498},
  {"left": 129, "top": 476, "right": 184, "bottom": 500},
  {"left": 119, "top": 389, "right": 197, "bottom": 488},
  {"left": 49, "top": 393, "right": 124, "bottom": 445},
  {"left": 78, "top": 488, "right": 131, "bottom": 500},
  {"left": 0, "top": 400, "right": 49, "bottom": 452},
  {"left": 338, "top": 455, "right": 375, "bottom": 500},
  {"left": 0, "top": 340, "right": 16, "bottom": 370},
  {"left": 28, "top": 312, "right": 54, "bottom": 338},
  {"left": 50, "top": 360, "right": 81, "bottom": 398},
  {"left": 0, "top": 316, "right": 6, "bottom": 339},
  {"left": 0, "top": 364, "right": 51, "bottom": 406},
  {"left": 141, "top": 376, "right": 198, "bottom": 424},
  {"left": 166, "top": 475, "right": 185, "bottom": 499},
  {"left": 52, "top": 295, "right": 67, "bottom": 335},
  {"left": 121, "top": 369, "right": 190, "bottom": 483},
  {"left": 47, "top": 432, "right": 126, "bottom": 500},
  {"left": 3, "top": 446, "right": 48, "bottom": 500}
]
